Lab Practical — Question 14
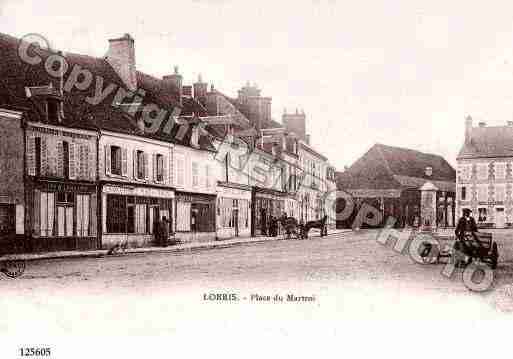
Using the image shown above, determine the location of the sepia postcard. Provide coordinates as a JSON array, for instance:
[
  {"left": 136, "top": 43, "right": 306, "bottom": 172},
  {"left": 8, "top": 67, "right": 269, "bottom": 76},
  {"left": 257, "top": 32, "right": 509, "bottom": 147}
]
[{"left": 0, "top": 0, "right": 512, "bottom": 358}]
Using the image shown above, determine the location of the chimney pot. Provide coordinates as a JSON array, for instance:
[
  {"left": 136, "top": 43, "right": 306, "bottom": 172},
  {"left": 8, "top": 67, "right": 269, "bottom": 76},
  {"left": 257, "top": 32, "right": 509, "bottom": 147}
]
[
  {"left": 478, "top": 121, "right": 486, "bottom": 127},
  {"left": 465, "top": 115, "right": 473, "bottom": 145}
]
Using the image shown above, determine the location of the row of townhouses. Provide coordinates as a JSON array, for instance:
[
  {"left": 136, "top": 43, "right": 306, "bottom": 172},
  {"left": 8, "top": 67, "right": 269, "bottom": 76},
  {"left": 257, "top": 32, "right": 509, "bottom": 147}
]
[{"left": 0, "top": 32, "right": 337, "bottom": 254}]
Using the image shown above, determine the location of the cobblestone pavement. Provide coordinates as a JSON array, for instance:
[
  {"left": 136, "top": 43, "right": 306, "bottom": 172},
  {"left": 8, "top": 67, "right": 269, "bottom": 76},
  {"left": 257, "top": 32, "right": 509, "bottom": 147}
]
[{"left": 1, "top": 229, "right": 512, "bottom": 335}]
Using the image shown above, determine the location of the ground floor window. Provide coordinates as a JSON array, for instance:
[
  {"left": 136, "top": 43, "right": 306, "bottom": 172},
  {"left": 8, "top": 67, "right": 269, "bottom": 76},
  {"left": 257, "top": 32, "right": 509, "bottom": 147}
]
[
  {"left": 176, "top": 201, "right": 191, "bottom": 231},
  {"left": 34, "top": 190, "right": 95, "bottom": 237},
  {"left": 176, "top": 194, "right": 215, "bottom": 233},
  {"left": 0, "top": 204, "right": 15, "bottom": 236},
  {"left": 219, "top": 198, "right": 250, "bottom": 229},
  {"left": 105, "top": 194, "right": 172, "bottom": 235}
]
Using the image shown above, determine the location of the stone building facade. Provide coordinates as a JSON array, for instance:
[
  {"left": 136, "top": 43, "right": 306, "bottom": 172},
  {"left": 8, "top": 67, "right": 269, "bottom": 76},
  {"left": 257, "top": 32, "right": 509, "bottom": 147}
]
[
  {"left": 457, "top": 116, "right": 513, "bottom": 228},
  {"left": 0, "top": 108, "right": 25, "bottom": 254}
]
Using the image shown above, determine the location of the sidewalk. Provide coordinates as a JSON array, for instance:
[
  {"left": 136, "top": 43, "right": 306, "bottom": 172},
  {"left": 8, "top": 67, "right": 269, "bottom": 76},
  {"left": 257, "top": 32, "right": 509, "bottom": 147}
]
[{"left": 0, "top": 228, "right": 352, "bottom": 262}]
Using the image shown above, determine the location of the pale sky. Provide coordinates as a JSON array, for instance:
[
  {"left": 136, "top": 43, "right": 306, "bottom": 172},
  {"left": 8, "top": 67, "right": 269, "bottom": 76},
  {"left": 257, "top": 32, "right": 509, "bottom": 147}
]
[{"left": 3, "top": 0, "right": 513, "bottom": 170}]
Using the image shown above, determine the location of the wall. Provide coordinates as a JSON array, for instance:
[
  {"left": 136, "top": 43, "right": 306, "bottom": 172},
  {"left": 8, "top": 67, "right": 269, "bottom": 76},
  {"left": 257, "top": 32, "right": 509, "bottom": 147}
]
[
  {"left": 173, "top": 144, "right": 218, "bottom": 195},
  {"left": 99, "top": 131, "right": 173, "bottom": 186},
  {"left": 457, "top": 157, "right": 513, "bottom": 228},
  {"left": 0, "top": 110, "right": 24, "bottom": 240},
  {"left": 26, "top": 123, "right": 97, "bottom": 182},
  {"left": 0, "top": 111, "right": 24, "bottom": 205}
]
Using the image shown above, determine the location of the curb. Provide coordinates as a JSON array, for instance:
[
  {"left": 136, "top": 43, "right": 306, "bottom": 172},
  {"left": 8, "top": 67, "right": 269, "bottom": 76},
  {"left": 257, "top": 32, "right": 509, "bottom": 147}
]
[{"left": 0, "top": 230, "right": 352, "bottom": 263}]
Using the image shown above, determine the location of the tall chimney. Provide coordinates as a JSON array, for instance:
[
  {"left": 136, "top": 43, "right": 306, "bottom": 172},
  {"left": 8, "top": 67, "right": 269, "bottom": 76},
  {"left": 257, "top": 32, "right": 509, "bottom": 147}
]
[
  {"left": 106, "top": 33, "right": 137, "bottom": 91},
  {"left": 305, "top": 134, "right": 311, "bottom": 145},
  {"left": 163, "top": 66, "right": 183, "bottom": 105},
  {"left": 465, "top": 115, "right": 473, "bottom": 145},
  {"left": 282, "top": 109, "right": 306, "bottom": 141},
  {"left": 193, "top": 74, "right": 208, "bottom": 102}
]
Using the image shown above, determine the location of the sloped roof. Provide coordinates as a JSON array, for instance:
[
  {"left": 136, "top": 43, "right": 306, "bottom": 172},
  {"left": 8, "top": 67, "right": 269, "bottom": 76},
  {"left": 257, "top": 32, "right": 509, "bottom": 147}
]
[
  {"left": 458, "top": 125, "right": 513, "bottom": 159},
  {"left": 0, "top": 32, "right": 214, "bottom": 151},
  {"left": 337, "top": 143, "right": 455, "bottom": 192}
]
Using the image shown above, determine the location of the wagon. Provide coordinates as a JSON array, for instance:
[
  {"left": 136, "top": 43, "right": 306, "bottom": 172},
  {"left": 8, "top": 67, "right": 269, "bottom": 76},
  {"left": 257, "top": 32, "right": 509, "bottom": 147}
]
[
  {"left": 279, "top": 217, "right": 304, "bottom": 240},
  {"left": 453, "top": 231, "right": 499, "bottom": 269},
  {"left": 419, "top": 231, "right": 499, "bottom": 269}
]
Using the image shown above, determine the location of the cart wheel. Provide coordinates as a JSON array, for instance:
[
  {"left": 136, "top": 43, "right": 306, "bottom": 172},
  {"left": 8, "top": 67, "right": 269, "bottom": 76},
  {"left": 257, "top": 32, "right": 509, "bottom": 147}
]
[{"left": 491, "top": 242, "right": 498, "bottom": 270}]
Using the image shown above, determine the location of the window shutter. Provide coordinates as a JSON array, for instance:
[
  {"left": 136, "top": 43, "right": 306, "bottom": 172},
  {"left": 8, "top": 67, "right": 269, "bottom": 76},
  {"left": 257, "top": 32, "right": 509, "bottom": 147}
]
[
  {"left": 144, "top": 152, "right": 149, "bottom": 180},
  {"left": 133, "top": 150, "right": 138, "bottom": 178},
  {"left": 121, "top": 148, "right": 128, "bottom": 176},
  {"left": 77, "top": 144, "right": 83, "bottom": 179},
  {"left": 27, "top": 136, "right": 36, "bottom": 176},
  {"left": 153, "top": 154, "right": 157, "bottom": 182},
  {"left": 40, "top": 137, "right": 48, "bottom": 176},
  {"left": 88, "top": 144, "right": 94, "bottom": 180},
  {"left": 57, "top": 141, "right": 64, "bottom": 177},
  {"left": 75, "top": 142, "right": 81, "bottom": 179},
  {"left": 69, "top": 142, "right": 77, "bottom": 179},
  {"left": 163, "top": 155, "right": 168, "bottom": 184},
  {"left": 90, "top": 192, "right": 97, "bottom": 237},
  {"left": 82, "top": 143, "right": 90, "bottom": 180},
  {"left": 105, "top": 145, "right": 111, "bottom": 176},
  {"left": 33, "top": 189, "right": 41, "bottom": 236}
]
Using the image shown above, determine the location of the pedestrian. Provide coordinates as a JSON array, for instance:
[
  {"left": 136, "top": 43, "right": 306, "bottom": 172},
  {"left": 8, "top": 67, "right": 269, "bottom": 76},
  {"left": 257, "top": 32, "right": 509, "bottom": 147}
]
[
  {"left": 154, "top": 218, "right": 162, "bottom": 246},
  {"left": 161, "top": 216, "right": 170, "bottom": 247},
  {"left": 269, "top": 216, "right": 276, "bottom": 237}
]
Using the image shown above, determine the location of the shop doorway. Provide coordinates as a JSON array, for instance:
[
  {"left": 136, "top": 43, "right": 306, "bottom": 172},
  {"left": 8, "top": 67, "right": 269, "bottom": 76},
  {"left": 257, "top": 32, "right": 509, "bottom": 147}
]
[{"left": 496, "top": 207, "right": 505, "bottom": 229}]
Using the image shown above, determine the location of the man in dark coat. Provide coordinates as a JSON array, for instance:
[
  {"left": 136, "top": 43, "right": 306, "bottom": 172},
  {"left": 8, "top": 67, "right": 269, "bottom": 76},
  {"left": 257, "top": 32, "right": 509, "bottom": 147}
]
[
  {"left": 454, "top": 208, "right": 482, "bottom": 259},
  {"left": 160, "top": 216, "right": 170, "bottom": 247},
  {"left": 455, "top": 208, "right": 478, "bottom": 239}
]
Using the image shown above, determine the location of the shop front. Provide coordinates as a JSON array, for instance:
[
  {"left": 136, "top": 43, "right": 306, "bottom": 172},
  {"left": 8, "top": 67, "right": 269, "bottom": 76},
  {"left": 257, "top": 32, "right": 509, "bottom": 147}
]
[
  {"left": 251, "top": 187, "right": 287, "bottom": 236},
  {"left": 216, "top": 182, "right": 252, "bottom": 240},
  {"left": 27, "top": 179, "right": 98, "bottom": 252},
  {"left": 101, "top": 183, "right": 175, "bottom": 248},
  {"left": 175, "top": 191, "right": 216, "bottom": 243}
]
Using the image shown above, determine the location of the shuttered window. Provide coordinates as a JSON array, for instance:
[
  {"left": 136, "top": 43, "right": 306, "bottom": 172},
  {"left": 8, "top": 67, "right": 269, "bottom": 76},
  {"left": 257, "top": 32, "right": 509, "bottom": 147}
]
[
  {"left": 156, "top": 154, "right": 164, "bottom": 182},
  {"left": 135, "top": 204, "right": 147, "bottom": 234},
  {"left": 40, "top": 191, "right": 55, "bottom": 237},
  {"left": 76, "top": 194, "right": 90, "bottom": 237},
  {"left": 192, "top": 161, "right": 199, "bottom": 187},
  {"left": 111, "top": 146, "right": 122, "bottom": 175},
  {"left": 175, "top": 154, "right": 185, "bottom": 187},
  {"left": 176, "top": 201, "right": 191, "bottom": 231}
]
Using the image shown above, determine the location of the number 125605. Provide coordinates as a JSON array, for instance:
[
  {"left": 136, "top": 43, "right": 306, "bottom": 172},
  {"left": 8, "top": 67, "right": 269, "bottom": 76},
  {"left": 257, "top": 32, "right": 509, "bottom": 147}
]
[{"left": 19, "top": 347, "right": 51, "bottom": 357}]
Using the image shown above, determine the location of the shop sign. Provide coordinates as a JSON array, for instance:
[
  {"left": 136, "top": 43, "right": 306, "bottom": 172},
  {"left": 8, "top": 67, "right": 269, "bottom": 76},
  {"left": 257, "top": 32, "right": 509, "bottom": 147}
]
[{"left": 104, "top": 185, "right": 174, "bottom": 199}]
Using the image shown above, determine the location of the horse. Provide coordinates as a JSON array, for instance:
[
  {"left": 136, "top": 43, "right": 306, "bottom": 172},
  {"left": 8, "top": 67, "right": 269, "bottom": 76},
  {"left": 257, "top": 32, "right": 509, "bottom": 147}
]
[{"left": 303, "top": 215, "right": 328, "bottom": 239}]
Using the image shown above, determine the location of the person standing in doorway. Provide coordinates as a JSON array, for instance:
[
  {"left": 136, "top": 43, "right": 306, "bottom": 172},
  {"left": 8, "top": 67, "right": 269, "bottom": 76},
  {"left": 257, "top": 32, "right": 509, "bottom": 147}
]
[{"left": 161, "top": 216, "right": 170, "bottom": 247}]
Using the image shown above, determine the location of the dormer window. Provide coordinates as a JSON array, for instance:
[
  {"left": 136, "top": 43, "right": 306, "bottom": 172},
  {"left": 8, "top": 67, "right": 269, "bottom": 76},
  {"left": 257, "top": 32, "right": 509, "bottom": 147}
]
[{"left": 191, "top": 126, "right": 200, "bottom": 148}]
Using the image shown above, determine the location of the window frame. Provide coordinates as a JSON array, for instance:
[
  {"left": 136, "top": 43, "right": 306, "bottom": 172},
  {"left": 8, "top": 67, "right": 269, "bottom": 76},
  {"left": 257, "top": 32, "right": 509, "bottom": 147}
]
[{"left": 110, "top": 145, "right": 122, "bottom": 176}]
